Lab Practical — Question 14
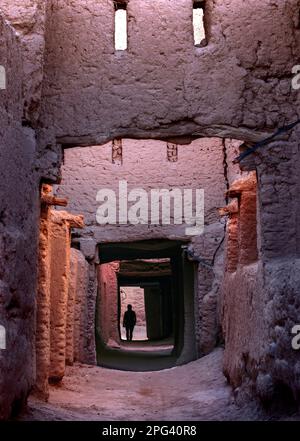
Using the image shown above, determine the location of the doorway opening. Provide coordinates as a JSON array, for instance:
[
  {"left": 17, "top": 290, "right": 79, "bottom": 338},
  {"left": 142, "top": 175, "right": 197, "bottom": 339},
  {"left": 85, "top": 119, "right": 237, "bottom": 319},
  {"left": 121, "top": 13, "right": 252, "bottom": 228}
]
[
  {"left": 120, "top": 285, "right": 147, "bottom": 341},
  {"left": 118, "top": 257, "right": 174, "bottom": 343}
]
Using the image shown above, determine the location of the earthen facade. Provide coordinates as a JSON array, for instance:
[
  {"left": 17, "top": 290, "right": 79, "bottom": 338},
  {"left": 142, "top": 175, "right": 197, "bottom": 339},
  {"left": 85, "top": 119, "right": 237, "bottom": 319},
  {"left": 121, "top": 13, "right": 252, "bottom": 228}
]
[{"left": 1, "top": 0, "right": 300, "bottom": 419}]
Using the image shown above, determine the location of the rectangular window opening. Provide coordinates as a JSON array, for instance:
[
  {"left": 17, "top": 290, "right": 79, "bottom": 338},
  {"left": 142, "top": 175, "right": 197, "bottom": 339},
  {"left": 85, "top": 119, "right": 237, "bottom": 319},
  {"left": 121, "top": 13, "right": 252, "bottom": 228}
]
[
  {"left": 112, "top": 138, "right": 123, "bottom": 165},
  {"left": 193, "top": 1, "right": 206, "bottom": 47},
  {"left": 114, "top": 2, "right": 128, "bottom": 51}
]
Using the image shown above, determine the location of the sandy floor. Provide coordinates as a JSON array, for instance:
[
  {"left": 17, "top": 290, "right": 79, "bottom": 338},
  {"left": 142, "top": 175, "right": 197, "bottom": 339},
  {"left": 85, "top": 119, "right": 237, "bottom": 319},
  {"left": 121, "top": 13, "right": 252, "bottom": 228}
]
[{"left": 17, "top": 349, "right": 275, "bottom": 421}]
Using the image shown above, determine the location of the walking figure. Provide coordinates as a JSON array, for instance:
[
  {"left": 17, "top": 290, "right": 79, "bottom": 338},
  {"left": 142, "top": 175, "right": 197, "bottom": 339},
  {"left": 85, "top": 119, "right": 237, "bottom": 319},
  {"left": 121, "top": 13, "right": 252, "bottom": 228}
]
[{"left": 123, "top": 304, "right": 136, "bottom": 341}]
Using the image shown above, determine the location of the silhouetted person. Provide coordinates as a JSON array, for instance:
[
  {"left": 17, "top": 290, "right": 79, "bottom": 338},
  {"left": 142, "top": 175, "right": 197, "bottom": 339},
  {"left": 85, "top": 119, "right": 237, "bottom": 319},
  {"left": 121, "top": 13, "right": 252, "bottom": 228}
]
[{"left": 123, "top": 304, "right": 136, "bottom": 341}]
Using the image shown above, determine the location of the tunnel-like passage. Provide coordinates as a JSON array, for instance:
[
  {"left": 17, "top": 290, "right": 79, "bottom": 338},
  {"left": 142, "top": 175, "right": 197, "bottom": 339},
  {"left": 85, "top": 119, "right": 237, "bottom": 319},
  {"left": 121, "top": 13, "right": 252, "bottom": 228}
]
[
  {"left": 118, "top": 258, "right": 174, "bottom": 342},
  {"left": 95, "top": 240, "right": 197, "bottom": 371}
]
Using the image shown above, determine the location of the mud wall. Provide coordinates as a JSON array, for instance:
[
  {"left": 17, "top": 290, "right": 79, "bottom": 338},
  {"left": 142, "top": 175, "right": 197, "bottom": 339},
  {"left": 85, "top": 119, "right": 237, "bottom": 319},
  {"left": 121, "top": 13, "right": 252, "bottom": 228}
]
[
  {"left": 0, "top": 15, "right": 39, "bottom": 419},
  {"left": 48, "top": 211, "right": 72, "bottom": 381},
  {"left": 43, "top": 0, "right": 300, "bottom": 393},
  {"left": 222, "top": 132, "right": 300, "bottom": 403},
  {"left": 1, "top": 0, "right": 300, "bottom": 418},
  {"left": 97, "top": 262, "right": 120, "bottom": 347},
  {"left": 40, "top": 0, "right": 300, "bottom": 147},
  {"left": 55, "top": 138, "right": 231, "bottom": 241},
  {"left": 0, "top": 0, "right": 47, "bottom": 124},
  {"left": 35, "top": 205, "right": 89, "bottom": 398},
  {"left": 70, "top": 248, "right": 90, "bottom": 364}
]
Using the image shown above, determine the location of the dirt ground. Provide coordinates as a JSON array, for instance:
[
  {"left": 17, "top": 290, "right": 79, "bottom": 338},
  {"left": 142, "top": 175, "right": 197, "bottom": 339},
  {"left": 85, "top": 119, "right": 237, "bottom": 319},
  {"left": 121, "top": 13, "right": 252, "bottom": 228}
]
[{"left": 17, "top": 349, "right": 299, "bottom": 421}]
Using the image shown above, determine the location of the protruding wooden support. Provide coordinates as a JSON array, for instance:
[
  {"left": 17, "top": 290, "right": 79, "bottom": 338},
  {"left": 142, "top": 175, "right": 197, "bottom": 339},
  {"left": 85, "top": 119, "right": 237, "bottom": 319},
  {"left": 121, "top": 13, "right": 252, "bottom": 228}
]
[
  {"left": 41, "top": 194, "right": 68, "bottom": 207},
  {"left": 226, "top": 171, "right": 257, "bottom": 198},
  {"left": 218, "top": 199, "right": 239, "bottom": 217},
  {"left": 51, "top": 210, "right": 84, "bottom": 229},
  {"left": 41, "top": 184, "right": 68, "bottom": 207}
]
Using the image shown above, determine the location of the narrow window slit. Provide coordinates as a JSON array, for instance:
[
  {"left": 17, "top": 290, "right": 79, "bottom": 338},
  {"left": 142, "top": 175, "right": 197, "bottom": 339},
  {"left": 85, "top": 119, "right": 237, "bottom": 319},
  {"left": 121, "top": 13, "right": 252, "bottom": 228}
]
[
  {"left": 112, "top": 139, "right": 123, "bottom": 165},
  {"left": 114, "top": 2, "right": 128, "bottom": 51},
  {"left": 167, "top": 143, "right": 178, "bottom": 163},
  {"left": 193, "top": 1, "right": 206, "bottom": 47}
]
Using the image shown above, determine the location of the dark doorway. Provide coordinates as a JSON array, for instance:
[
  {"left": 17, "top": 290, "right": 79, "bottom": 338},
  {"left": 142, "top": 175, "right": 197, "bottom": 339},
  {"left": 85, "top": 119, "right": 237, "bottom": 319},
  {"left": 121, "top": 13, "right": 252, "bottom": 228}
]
[{"left": 118, "top": 259, "right": 174, "bottom": 343}]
